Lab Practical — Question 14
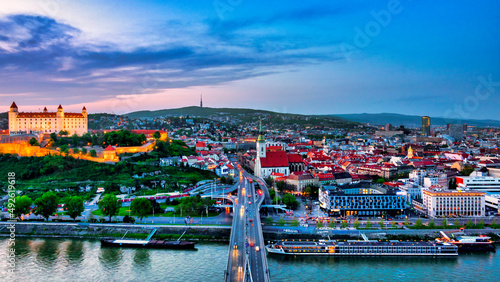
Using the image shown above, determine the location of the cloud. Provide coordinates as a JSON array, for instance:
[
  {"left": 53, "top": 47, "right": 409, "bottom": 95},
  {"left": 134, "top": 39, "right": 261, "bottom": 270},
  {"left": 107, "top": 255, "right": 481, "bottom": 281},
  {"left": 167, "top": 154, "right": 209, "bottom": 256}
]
[{"left": 0, "top": 12, "right": 343, "bottom": 105}]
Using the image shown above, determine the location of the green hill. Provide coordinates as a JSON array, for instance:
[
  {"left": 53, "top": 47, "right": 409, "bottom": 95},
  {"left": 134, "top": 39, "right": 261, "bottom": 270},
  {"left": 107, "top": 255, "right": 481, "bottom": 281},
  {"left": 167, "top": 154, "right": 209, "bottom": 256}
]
[
  {"left": 124, "top": 106, "right": 280, "bottom": 119},
  {"left": 331, "top": 113, "right": 500, "bottom": 127}
]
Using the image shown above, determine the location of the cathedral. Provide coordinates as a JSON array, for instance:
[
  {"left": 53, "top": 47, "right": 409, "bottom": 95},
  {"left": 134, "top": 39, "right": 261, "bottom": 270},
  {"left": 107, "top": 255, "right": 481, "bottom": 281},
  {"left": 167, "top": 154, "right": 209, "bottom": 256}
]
[{"left": 8, "top": 102, "right": 88, "bottom": 136}]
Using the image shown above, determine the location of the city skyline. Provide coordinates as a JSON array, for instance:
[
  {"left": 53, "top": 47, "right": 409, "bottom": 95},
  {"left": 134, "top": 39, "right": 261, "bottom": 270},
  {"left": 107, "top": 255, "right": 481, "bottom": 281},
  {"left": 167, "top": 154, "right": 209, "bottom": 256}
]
[{"left": 0, "top": 1, "right": 499, "bottom": 119}]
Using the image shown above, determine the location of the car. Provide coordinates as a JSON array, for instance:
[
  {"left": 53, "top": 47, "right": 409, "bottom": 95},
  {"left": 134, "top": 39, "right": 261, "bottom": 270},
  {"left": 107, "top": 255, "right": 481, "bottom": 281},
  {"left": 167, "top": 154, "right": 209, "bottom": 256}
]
[
  {"left": 233, "top": 242, "right": 238, "bottom": 249},
  {"left": 255, "top": 246, "right": 260, "bottom": 251},
  {"left": 248, "top": 201, "right": 252, "bottom": 205},
  {"left": 250, "top": 242, "right": 255, "bottom": 247}
]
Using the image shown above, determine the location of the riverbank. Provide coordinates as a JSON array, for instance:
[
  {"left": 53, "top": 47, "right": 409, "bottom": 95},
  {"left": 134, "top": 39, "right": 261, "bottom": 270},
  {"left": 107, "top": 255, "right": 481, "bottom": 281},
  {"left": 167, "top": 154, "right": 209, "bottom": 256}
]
[
  {"left": 0, "top": 222, "right": 231, "bottom": 242},
  {"left": 3, "top": 222, "right": 500, "bottom": 242}
]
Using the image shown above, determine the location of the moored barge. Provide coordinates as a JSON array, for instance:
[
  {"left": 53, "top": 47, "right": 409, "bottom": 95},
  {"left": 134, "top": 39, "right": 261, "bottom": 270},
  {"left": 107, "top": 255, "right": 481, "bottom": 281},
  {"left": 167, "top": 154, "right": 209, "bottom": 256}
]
[
  {"left": 100, "top": 229, "right": 197, "bottom": 250},
  {"left": 266, "top": 239, "right": 458, "bottom": 256}
]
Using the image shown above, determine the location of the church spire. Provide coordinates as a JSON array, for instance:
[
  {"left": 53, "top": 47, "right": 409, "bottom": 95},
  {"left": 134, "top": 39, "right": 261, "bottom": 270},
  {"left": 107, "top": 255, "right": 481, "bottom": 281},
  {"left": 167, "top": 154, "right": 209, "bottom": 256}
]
[{"left": 257, "top": 120, "right": 265, "bottom": 143}]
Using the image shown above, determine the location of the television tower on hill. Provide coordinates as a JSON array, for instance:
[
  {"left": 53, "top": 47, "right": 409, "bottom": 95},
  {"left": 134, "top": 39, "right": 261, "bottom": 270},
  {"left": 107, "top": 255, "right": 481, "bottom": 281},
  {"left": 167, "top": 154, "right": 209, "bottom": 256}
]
[{"left": 200, "top": 94, "right": 203, "bottom": 108}]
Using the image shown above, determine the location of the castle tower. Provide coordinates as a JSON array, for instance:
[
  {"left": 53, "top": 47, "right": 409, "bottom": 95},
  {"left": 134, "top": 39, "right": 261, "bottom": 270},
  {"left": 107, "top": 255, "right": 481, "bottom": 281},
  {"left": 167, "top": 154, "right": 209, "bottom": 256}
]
[
  {"left": 82, "top": 106, "right": 87, "bottom": 118},
  {"left": 256, "top": 120, "right": 266, "bottom": 159},
  {"left": 43, "top": 107, "right": 48, "bottom": 113},
  {"left": 56, "top": 104, "right": 64, "bottom": 118},
  {"left": 9, "top": 102, "right": 18, "bottom": 133}
]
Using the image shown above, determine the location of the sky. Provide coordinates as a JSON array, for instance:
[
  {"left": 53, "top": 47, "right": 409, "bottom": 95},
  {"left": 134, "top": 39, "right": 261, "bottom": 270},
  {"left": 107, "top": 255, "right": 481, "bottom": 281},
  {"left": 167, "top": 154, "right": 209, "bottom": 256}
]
[{"left": 0, "top": 0, "right": 499, "bottom": 119}]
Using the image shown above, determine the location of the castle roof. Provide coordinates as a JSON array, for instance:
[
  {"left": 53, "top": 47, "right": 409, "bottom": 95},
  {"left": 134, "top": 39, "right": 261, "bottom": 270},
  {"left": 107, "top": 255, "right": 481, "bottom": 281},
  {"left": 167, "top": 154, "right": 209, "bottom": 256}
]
[
  {"left": 82, "top": 106, "right": 86, "bottom": 110},
  {"left": 104, "top": 145, "right": 115, "bottom": 151},
  {"left": 15, "top": 112, "right": 84, "bottom": 118},
  {"left": 57, "top": 104, "right": 63, "bottom": 109},
  {"left": 10, "top": 102, "right": 18, "bottom": 108}
]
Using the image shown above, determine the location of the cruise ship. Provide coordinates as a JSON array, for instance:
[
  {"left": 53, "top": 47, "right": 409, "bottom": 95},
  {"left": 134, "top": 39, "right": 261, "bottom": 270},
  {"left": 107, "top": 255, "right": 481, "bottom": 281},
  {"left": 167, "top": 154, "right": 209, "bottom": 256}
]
[
  {"left": 266, "top": 239, "right": 458, "bottom": 256},
  {"left": 436, "top": 232, "right": 496, "bottom": 252}
]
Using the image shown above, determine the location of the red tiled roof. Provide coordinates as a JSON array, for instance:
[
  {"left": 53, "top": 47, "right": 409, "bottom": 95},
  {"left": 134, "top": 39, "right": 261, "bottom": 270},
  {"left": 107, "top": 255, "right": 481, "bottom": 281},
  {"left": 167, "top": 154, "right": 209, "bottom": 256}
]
[
  {"left": 104, "top": 145, "right": 115, "bottom": 151},
  {"left": 10, "top": 101, "right": 18, "bottom": 108},
  {"left": 57, "top": 104, "right": 63, "bottom": 109},
  {"left": 287, "top": 153, "right": 303, "bottom": 163},
  {"left": 196, "top": 142, "right": 206, "bottom": 147},
  {"left": 260, "top": 151, "right": 289, "bottom": 168}
]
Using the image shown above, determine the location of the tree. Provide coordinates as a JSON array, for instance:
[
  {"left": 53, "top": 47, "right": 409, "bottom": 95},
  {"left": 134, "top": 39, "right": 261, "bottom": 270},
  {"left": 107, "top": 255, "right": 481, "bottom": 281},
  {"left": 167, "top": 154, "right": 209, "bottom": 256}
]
[
  {"left": 264, "top": 176, "right": 274, "bottom": 186},
  {"left": 453, "top": 219, "right": 461, "bottom": 228},
  {"left": 81, "top": 148, "right": 87, "bottom": 155},
  {"left": 60, "top": 144, "right": 69, "bottom": 154},
  {"left": 50, "top": 132, "right": 58, "bottom": 142},
  {"left": 34, "top": 191, "right": 59, "bottom": 221},
  {"left": 13, "top": 195, "right": 32, "bottom": 219},
  {"left": 153, "top": 131, "right": 161, "bottom": 139},
  {"left": 341, "top": 220, "right": 348, "bottom": 229},
  {"left": 282, "top": 194, "right": 299, "bottom": 210},
  {"left": 59, "top": 130, "right": 69, "bottom": 136},
  {"left": 404, "top": 218, "right": 410, "bottom": 226},
  {"left": 353, "top": 220, "right": 360, "bottom": 229},
  {"left": 329, "top": 220, "right": 336, "bottom": 228},
  {"left": 428, "top": 219, "right": 436, "bottom": 229},
  {"left": 98, "top": 194, "right": 122, "bottom": 222},
  {"left": 376, "top": 178, "right": 385, "bottom": 184},
  {"left": 461, "top": 165, "right": 475, "bottom": 176},
  {"left": 226, "top": 175, "right": 234, "bottom": 185},
  {"left": 71, "top": 134, "right": 80, "bottom": 147},
  {"left": 490, "top": 218, "right": 500, "bottom": 229},
  {"left": 477, "top": 220, "right": 485, "bottom": 229},
  {"left": 278, "top": 218, "right": 286, "bottom": 226},
  {"left": 264, "top": 217, "right": 273, "bottom": 225},
  {"left": 379, "top": 219, "right": 385, "bottom": 229},
  {"left": 73, "top": 148, "right": 80, "bottom": 154},
  {"left": 276, "top": 181, "right": 286, "bottom": 192},
  {"left": 316, "top": 221, "right": 323, "bottom": 228},
  {"left": 131, "top": 198, "right": 152, "bottom": 221},
  {"left": 442, "top": 218, "right": 448, "bottom": 228},
  {"left": 465, "top": 219, "right": 474, "bottom": 229},
  {"left": 391, "top": 221, "right": 397, "bottom": 228},
  {"left": 90, "top": 149, "right": 97, "bottom": 157},
  {"left": 291, "top": 219, "right": 299, "bottom": 227},
  {"left": 29, "top": 137, "right": 40, "bottom": 146},
  {"left": 414, "top": 218, "right": 424, "bottom": 229},
  {"left": 65, "top": 196, "right": 84, "bottom": 222},
  {"left": 366, "top": 219, "right": 372, "bottom": 229},
  {"left": 448, "top": 178, "right": 457, "bottom": 190}
]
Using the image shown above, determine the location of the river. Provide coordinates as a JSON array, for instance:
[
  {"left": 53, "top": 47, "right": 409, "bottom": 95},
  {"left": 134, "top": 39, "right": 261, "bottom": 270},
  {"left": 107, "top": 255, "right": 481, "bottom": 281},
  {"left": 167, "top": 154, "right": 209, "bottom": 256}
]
[{"left": 1, "top": 238, "right": 499, "bottom": 281}]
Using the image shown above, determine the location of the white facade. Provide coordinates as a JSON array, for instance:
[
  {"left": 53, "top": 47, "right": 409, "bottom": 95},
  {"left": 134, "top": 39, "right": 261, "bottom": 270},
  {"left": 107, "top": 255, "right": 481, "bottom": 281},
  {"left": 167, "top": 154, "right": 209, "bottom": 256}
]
[
  {"left": 9, "top": 102, "right": 88, "bottom": 136},
  {"left": 422, "top": 189, "right": 485, "bottom": 217},
  {"left": 457, "top": 176, "right": 500, "bottom": 192}
]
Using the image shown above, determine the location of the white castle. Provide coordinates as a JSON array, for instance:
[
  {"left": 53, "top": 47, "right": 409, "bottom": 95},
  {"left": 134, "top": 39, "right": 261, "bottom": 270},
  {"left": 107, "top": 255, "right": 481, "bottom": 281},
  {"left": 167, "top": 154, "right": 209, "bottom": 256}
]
[{"left": 8, "top": 102, "right": 88, "bottom": 136}]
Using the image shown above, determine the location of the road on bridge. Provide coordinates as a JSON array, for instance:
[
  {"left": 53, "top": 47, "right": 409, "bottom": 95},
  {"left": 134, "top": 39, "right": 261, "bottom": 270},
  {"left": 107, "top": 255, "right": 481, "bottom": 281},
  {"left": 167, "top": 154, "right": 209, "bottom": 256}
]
[{"left": 226, "top": 169, "right": 270, "bottom": 282}]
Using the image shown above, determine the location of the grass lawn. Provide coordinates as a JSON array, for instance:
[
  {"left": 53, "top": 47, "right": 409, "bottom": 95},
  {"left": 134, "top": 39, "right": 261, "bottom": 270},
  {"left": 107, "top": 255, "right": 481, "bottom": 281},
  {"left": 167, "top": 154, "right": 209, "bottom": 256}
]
[{"left": 92, "top": 207, "right": 131, "bottom": 216}]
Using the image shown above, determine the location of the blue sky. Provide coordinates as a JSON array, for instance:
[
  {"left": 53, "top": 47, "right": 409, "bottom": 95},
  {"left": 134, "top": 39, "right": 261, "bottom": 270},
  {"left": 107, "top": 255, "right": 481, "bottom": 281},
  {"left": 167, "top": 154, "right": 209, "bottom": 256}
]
[{"left": 0, "top": 0, "right": 499, "bottom": 119}]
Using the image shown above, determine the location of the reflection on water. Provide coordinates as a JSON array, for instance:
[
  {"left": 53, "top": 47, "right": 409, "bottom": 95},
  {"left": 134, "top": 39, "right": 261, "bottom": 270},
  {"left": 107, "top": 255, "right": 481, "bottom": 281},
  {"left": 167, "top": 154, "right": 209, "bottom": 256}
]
[
  {"left": 133, "top": 249, "right": 151, "bottom": 269},
  {"left": 13, "top": 239, "right": 30, "bottom": 259},
  {"left": 35, "top": 239, "right": 60, "bottom": 268},
  {"left": 268, "top": 253, "right": 459, "bottom": 267},
  {"left": 1, "top": 238, "right": 498, "bottom": 282},
  {"left": 99, "top": 247, "right": 123, "bottom": 269},
  {"left": 66, "top": 240, "right": 85, "bottom": 266}
]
